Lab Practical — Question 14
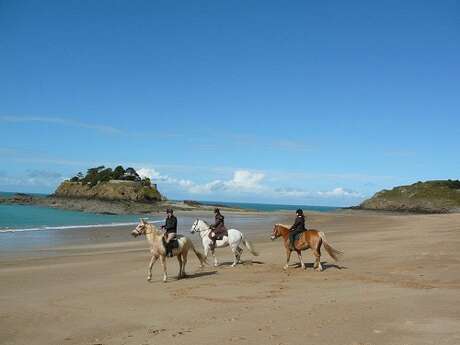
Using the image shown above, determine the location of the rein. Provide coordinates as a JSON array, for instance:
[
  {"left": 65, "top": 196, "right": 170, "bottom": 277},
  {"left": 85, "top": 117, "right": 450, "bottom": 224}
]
[{"left": 193, "top": 220, "right": 211, "bottom": 233}]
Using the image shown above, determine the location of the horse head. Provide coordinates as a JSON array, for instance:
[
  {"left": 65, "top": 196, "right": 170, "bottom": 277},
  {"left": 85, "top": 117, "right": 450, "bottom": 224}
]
[
  {"left": 131, "top": 218, "right": 149, "bottom": 237},
  {"left": 271, "top": 224, "right": 287, "bottom": 240},
  {"left": 190, "top": 218, "right": 199, "bottom": 234}
]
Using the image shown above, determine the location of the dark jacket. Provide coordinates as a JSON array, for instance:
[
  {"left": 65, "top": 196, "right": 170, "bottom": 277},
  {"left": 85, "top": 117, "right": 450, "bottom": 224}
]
[
  {"left": 164, "top": 215, "right": 177, "bottom": 234},
  {"left": 212, "top": 213, "right": 227, "bottom": 234},
  {"left": 290, "top": 215, "right": 306, "bottom": 233}
]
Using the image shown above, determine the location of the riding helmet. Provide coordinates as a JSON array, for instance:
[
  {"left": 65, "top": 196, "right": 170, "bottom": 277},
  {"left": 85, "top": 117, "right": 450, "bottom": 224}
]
[{"left": 296, "top": 208, "right": 303, "bottom": 215}]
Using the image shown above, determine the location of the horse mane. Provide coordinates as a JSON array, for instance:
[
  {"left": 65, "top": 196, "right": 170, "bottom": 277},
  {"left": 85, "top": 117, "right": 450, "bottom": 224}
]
[
  {"left": 276, "top": 223, "right": 291, "bottom": 229},
  {"left": 146, "top": 222, "right": 162, "bottom": 235},
  {"left": 199, "top": 219, "right": 210, "bottom": 227}
]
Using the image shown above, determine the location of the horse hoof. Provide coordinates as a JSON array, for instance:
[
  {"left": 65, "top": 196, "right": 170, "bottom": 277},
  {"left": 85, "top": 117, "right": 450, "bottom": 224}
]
[
  {"left": 147, "top": 277, "right": 152, "bottom": 282},
  {"left": 283, "top": 265, "right": 289, "bottom": 270}
]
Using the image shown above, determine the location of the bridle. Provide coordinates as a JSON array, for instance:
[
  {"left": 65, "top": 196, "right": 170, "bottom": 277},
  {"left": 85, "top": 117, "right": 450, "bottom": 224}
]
[
  {"left": 191, "top": 219, "right": 211, "bottom": 233},
  {"left": 132, "top": 223, "right": 153, "bottom": 236},
  {"left": 270, "top": 224, "right": 280, "bottom": 240}
]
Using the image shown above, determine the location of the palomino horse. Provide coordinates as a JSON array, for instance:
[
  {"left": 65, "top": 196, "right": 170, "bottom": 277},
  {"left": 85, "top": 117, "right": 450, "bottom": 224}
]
[
  {"left": 190, "top": 219, "right": 258, "bottom": 267},
  {"left": 131, "top": 219, "right": 207, "bottom": 282},
  {"left": 271, "top": 224, "right": 342, "bottom": 271}
]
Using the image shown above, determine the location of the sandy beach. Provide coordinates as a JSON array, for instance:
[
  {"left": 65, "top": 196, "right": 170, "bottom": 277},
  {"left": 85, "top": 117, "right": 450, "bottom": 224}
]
[{"left": 1, "top": 210, "right": 460, "bottom": 345}]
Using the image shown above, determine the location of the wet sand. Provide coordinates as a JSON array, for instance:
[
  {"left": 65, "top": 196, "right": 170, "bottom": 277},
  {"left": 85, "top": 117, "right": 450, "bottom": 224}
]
[{"left": 1, "top": 211, "right": 460, "bottom": 345}]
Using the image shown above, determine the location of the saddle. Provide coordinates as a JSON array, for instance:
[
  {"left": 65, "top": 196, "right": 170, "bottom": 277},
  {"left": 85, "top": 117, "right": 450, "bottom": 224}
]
[
  {"left": 293, "top": 230, "right": 306, "bottom": 242},
  {"left": 208, "top": 230, "right": 228, "bottom": 241},
  {"left": 162, "top": 235, "right": 180, "bottom": 252}
]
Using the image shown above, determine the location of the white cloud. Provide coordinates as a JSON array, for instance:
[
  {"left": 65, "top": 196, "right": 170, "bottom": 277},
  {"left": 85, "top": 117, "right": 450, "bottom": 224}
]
[
  {"left": 317, "top": 187, "right": 362, "bottom": 198},
  {"left": 136, "top": 168, "right": 266, "bottom": 195},
  {"left": 136, "top": 166, "right": 364, "bottom": 202},
  {"left": 137, "top": 167, "right": 164, "bottom": 180},
  {"left": 225, "top": 170, "right": 265, "bottom": 190}
]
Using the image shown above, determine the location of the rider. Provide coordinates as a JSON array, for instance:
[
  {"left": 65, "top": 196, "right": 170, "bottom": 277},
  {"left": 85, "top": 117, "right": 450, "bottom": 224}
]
[
  {"left": 288, "top": 209, "right": 306, "bottom": 251},
  {"left": 209, "top": 208, "right": 227, "bottom": 250},
  {"left": 161, "top": 208, "right": 177, "bottom": 257}
]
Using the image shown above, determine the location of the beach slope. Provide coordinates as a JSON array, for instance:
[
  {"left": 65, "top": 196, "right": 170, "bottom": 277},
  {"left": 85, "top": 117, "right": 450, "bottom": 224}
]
[{"left": 1, "top": 211, "right": 459, "bottom": 345}]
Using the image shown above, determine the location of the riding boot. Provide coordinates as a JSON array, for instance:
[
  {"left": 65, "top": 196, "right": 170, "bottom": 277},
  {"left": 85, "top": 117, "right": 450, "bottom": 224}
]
[
  {"left": 289, "top": 236, "right": 296, "bottom": 251},
  {"left": 165, "top": 242, "right": 173, "bottom": 257}
]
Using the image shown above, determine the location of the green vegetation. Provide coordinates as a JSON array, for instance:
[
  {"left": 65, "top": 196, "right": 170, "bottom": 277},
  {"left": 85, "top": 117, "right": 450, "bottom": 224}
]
[
  {"left": 69, "top": 165, "right": 150, "bottom": 187},
  {"left": 359, "top": 180, "right": 460, "bottom": 213}
]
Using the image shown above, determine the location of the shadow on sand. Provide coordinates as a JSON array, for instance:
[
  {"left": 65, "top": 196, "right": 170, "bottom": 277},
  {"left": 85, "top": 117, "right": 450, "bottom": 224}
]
[
  {"left": 182, "top": 270, "right": 218, "bottom": 279},
  {"left": 293, "top": 261, "right": 347, "bottom": 271},
  {"left": 218, "top": 260, "right": 265, "bottom": 267}
]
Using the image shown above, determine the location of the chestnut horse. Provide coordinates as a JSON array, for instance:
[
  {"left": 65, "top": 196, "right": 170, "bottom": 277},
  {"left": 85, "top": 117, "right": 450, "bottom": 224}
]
[{"left": 271, "top": 224, "right": 342, "bottom": 271}]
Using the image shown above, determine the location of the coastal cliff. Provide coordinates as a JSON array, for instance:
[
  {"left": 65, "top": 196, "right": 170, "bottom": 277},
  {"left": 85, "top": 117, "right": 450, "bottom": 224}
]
[
  {"left": 357, "top": 180, "right": 460, "bottom": 213},
  {"left": 54, "top": 180, "right": 162, "bottom": 202}
]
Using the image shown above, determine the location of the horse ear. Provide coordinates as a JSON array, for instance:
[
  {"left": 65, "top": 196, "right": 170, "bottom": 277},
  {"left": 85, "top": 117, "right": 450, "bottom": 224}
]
[{"left": 140, "top": 218, "right": 146, "bottom": 224}]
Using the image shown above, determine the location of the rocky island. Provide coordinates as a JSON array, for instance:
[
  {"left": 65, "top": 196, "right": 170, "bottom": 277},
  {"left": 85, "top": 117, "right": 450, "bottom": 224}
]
[
  {"left": 357, "top": 179, "right": 460, "bottom": 213},
  {"left": 0, "top": 166, "right": 237, "bottom": 214}
]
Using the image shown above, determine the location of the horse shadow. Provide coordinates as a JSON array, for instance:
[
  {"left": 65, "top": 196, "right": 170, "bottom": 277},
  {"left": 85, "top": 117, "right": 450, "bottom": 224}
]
[
  {"left": 218, "top": 260, "right": 265, "bottom": 267},
  {"left": 295, "top": 261, "right": 347, "bottom": 271},
  {"left": 183, "top": 270, "right": 218, "bottom": 279}
]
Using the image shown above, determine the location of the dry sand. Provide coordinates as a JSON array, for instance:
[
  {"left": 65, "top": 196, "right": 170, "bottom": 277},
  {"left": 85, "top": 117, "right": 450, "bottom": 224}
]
[{"left": 1, "top": 211, "right": 460, "bottom": 345}]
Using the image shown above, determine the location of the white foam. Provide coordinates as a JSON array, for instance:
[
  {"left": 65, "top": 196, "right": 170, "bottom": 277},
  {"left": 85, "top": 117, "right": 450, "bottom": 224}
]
[{"left": 0, "top": 220, "right": 163, "bottom": 233}]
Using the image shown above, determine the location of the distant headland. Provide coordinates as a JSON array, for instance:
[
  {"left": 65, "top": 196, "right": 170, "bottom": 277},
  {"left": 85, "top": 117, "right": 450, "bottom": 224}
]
[{"left": 354, "top": 180, "right": 460, "bottom": 214}]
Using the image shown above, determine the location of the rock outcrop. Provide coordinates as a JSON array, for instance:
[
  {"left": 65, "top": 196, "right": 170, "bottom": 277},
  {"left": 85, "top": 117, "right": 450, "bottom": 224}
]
[
  {"left": 53, "top": 180, "right": 162, "bottom": 202},
  {"left": 358, "top": 180, "right": 460, "bottom": 213}
]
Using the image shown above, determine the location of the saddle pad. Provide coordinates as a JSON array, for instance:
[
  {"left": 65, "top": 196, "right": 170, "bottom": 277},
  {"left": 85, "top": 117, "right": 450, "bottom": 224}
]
[{"left": 294, "top": 230, "right": 306, "bottom": 242}]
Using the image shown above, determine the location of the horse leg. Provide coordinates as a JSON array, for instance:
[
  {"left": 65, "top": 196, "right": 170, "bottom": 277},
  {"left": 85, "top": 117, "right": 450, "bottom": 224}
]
[
  {"left": 313, "top": 246, "right": 323, "bottom": 271},
  {"left": 284, "top": 249, "right": 292, "bottom": 270},
  {"left": 160, "top": 255, "right": 168, "bottom": 282},
  {"left": 181, "top": 253, "right": 188, "bottom": 278},
  {"left": 211, "top": 248, "right": 218, "bottom": 267},
  {"left": 296, "top": 250, "right": 306, "bottom": 269},
  {"left": 176, "top": 255, "right": 183, "bottom": 279},
  {"left": 147, "top": 255, "right": 158, "bottom": 281},
  {"left": 230, "top": 239, "right": 240, "bottom": 267},
  {"left": 236, "top": 238, "right": 243, "bottom": 264},
  {"left": 203, "top": 240, "right": 210, "bottom": 259}
]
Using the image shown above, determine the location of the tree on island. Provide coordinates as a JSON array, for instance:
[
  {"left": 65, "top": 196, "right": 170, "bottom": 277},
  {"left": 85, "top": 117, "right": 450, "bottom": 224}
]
[{"left": 68, "top": 165, "right": 150, "bottom": 187}]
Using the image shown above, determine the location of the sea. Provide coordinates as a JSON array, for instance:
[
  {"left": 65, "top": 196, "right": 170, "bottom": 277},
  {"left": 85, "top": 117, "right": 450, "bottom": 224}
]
[{"left": 0, "top": 192, "right": 338, "bottom": 232}]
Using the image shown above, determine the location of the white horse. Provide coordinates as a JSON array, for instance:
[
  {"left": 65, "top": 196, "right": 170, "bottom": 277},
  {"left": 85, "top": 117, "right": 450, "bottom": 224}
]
[{"left": 190, "top": 219, "right": 258, "bottom": 267}]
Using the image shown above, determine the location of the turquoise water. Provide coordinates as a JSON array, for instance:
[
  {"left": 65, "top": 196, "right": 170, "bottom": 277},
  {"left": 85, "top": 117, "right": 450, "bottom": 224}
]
[
  {"left": 0, "top": 203, "right": 152, "bottom": 231},
  {"left": 0, "top": 192, "right": 157, "bottom": 231},
  {"left": 0, "top": 192, "right": 338, "bottom": 232}
]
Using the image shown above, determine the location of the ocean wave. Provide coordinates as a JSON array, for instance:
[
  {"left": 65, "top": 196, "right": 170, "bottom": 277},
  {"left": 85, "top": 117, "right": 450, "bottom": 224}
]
[{"left": 0, "top": 220, "right": 163, "bottom": 233}]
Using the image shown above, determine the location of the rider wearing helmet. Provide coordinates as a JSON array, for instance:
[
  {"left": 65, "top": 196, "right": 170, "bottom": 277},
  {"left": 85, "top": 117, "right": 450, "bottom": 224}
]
[
  {"left": 288, "top": 209, "right": 306, "bottom": 251},
  {"left": 209, "top": 208, "right": 227, "bottom": 250},
  {"left": 161, "top": 208, "right": 177, "bottom": 257}
]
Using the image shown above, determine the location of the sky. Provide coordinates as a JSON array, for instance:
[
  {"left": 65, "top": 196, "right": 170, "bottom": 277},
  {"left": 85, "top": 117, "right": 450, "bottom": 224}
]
[{"left": 1, "top": 0, "right": 459, "bottom": 206}]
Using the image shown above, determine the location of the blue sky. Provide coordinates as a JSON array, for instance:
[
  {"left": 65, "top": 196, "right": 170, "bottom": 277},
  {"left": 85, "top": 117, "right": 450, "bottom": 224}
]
[{"left": 1, "top": 0, "right": 459, "bottom": 206}]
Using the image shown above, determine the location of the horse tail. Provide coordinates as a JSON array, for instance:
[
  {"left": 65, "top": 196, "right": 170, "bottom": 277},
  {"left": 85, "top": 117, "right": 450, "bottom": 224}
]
[
  {"left": 190, "top": 240, "right": 208, "bottom": 266},
  {"left": 241, "top": 234, "right": 259, "bottom": 256},
  {"left": 319, "top": 232, "right": 343, "bottom": 262}
]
